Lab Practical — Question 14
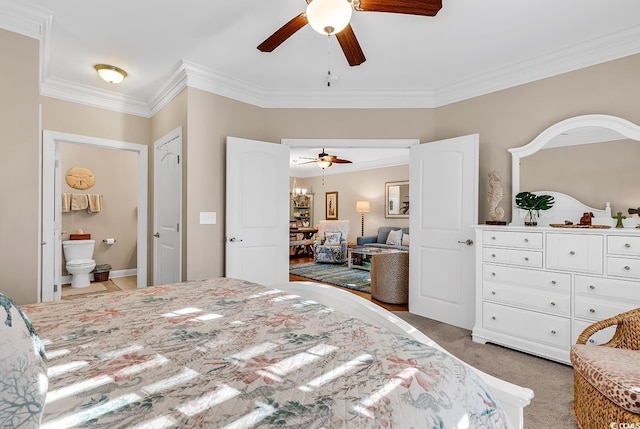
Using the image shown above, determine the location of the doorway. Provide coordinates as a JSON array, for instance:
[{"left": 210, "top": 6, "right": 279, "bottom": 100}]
[{"left": 42, "top": 131, "right": 148, "bottom": 302}]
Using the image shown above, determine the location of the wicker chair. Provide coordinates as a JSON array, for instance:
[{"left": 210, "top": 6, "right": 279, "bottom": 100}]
[{"left": 570, "top": 308, "right": 640, "bottom": 429}]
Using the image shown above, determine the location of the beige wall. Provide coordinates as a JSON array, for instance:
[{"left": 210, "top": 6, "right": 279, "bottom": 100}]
[
  {"left": 61, "top": 144, "right": 138, "bottom": 273},
  {"left": 0, "top": 29, "right": 40, "bottom": 304},
  {"left": 299, "top": 165, "right": 410, "bottom": 243},
  {"left": 434, "top": 54, "right": 640, "bottom": 223},
  {"left": 184, "top": 88, "right": 265, "bottom": 280}
]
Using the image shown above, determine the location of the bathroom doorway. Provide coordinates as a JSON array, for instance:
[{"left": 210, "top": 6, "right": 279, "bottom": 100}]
[{"left": 42, "top": 131, "right": 148, "bottom": 302}]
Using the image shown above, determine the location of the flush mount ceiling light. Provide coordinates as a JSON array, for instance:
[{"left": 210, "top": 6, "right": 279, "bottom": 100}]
[
  {"left": 94, "top": 64, "right": 127, "bottom": 84},
  {"left": 306, "top": 0, "right": 352, "bottom": 35}
]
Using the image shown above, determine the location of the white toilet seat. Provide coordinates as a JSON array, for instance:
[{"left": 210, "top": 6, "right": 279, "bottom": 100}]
[{"left": 67, "top": 259, "right": 95, "bottom": 268}]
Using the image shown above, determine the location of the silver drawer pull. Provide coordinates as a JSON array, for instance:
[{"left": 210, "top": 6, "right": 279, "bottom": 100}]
[
  {"left": 491, "top": 253, "right": 496, "bottom": 258},
  {"left": 551, "top": 330, "right": 557, "bottom": 335},
  {"left": 625, "top": 243, "right": 631, "bottom": 248},
  {"left": 491, "top": 272, "right": 496, "bottom": 276},
  {"left": 625, "top": 266, "right": 631, "bottom": 271},
  {"left": 589, "top": 285, "right": 596, "bottom": 290},
  {"left": 589, "top": 308, "right": 596, "bottom": 313},
  {"left": 491, "top": 316, "right": 496, "bottom": 320},
  {"left": 551, "top": 280, "right": 557, "bottom": 285},
  {"left": 524, "top": 257, "right": 529, "bottom": 261},
  {"left": 550, "top": 302, "right": 556, "bottom": 306},
  {"left": 491, "top": 290, "right": 496, "bottom": 295},
  {"left": 569, "top": 250, "right": 576, "bottom": 255},
  {"left": 491, "top": 236, "right": 496, "bottom": 240},
  {"left": 524, "top": 238, "right": 529, "bottom": 243}
]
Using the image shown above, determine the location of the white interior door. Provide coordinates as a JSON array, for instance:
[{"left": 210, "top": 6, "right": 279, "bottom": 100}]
[
  {"left": 409, "top": 134, "right": 479, "bottom": 329},
  {"left": 153, "top": 127, "right": 182, "bottom": 285},
  {"left": 226, "top": 137, "right": 289, "bottom": 285}
]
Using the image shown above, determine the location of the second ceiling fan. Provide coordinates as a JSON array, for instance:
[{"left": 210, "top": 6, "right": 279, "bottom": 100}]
[
  {"left": 257, "top": 0, "right": 443, "bottom": 67},
  {"left": 299, "top": 149, "right": 353, "bottom": 169}
]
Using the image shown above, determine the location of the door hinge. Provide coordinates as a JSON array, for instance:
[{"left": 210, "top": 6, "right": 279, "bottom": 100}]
[
  {"left": 54, "top": 284, "right": 58, "bottom": 292},
  {"left": 177, "top": 155, "right": 180, "bottom": 164},
  {"left": 177, "top": 223, "right": 179, "bottom": 232}
]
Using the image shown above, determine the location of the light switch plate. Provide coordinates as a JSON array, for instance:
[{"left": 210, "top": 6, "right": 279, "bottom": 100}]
[{"left": 200, "top": 212, "right": 216, "bottom": 224}]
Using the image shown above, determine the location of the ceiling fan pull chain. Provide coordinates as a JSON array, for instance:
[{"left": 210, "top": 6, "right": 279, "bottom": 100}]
[{"left": 327, "top": 35, "right": 332, "bottom": 87}]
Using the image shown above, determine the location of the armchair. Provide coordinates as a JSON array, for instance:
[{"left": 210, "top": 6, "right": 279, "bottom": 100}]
[
  {"left": 570, "top": 308, "right": 640, "bottom": 428},
  {"left": 314, "top": 220, "right": 350, "bottom": 264}
]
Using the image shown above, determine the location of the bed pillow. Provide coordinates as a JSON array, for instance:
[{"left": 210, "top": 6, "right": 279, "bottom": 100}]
[
  {"left": 386, "top": 229, "right": 403, "bottom": 246},
  {"left": 324, "top": 231, "right": 342, "bottom": 246},
  {"left": 0, "top": 293, "right": 48, "bottom": 428},
  {"left": 401, "top": 233, "right": 410, "bottom": 246}
]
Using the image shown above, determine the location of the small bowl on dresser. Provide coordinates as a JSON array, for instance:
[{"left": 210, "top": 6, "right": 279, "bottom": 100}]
[
  {"left": 592, "top": 217, "right": 616, "bottom": 227},
  {"left": 622, "top": 218, "right": 640, "bottom": 228}
]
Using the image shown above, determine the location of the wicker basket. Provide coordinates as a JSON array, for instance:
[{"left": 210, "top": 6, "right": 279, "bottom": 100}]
[{"left": 93, "top": 271, "right": 109, "bottom": 282}]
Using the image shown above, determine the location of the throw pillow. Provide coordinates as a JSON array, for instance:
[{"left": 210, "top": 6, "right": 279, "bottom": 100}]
[
  {"left": 402, "top": 233, "right": 410, "bottom": 246},
  {"left": 386, "top": 229, "right": 403, "bottom": 246},
  {"left": 324, "top": 231, "right": 342, "bottom": 246},
  {"left": 0, "top": 293, "right": 48, "bottom": 428}
]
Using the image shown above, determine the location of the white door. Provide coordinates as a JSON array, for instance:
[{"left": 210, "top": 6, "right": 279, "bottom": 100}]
[
  {"left": 226, "top": 137, "right": 289, "bottom": 285},
  {"left": 153, "top": 127, "right": 182, "bottom": 285},
  {"left": 409, "top": 134, "right": 479, "bottom": 329}
]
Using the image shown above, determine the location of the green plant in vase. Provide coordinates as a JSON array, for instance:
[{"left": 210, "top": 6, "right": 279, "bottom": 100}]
[{"left": 515, "top": 192, "right": 555, "bottom": 226}]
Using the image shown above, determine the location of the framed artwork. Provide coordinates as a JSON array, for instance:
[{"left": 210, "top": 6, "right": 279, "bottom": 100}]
[
  {"left": 325, "top": 191, "right": 338, "bottom": 220},
  {"left": 296, "top": 220, "right": 303, "bottom": 227}
]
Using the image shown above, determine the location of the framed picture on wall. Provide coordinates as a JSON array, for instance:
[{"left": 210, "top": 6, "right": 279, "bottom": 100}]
[{"left": 325, "top": 191, "right": 338, "bottom": 220}]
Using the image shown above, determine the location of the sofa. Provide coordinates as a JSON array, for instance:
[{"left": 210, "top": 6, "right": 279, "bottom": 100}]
[{"left": 357, "top": 226, "right": 409, "bottom": 251}]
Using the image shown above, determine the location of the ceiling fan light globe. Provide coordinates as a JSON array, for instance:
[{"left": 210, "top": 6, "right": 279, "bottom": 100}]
[
  {"left": 317, "top": 159, "right": 332, "bottom": 169},
  {"left": 306, "top": 0, "right": 352, "bottom": 35}
]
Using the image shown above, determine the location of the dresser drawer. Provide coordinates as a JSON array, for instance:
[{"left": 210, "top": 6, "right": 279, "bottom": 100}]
[
  {"left": 482, "top": 302, "right": 570, "bottom": 348},
  {"left": 573, "top": 320, "right": 617, "bottom": 346},
  {"left": 482, "top": 230, "right": 542, "bottom": 249},
  {"left": 546, "top": 233, "right": 603, "bottom": 274},
  {"left": 483, "top": 264, "right": 570, "bottom": 291},
  {"left": 574, "top": 296, "right": 636, "bottom": 322},
  {"left": 482, "top": 247, "right": 542, "bottom": 268},
  {"left": 575, "top": 275, "right": 640, "bottom": 301},
  {"left": 483, "top": 282, "right": 570, "bottom": 316},
  {"left": 608, "top": 235, "right": 640, "bottom": 257},
  {"left": 607, "top": 257, "right": 640, "bottom": 280}
]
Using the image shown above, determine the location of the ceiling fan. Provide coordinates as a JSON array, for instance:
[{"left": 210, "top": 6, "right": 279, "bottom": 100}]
[
  {"left": 298, "top": 149, "right": 353, "bottom": 169},
  {"left": 257, "top": 0, "right": 443, "bottom": 67}
]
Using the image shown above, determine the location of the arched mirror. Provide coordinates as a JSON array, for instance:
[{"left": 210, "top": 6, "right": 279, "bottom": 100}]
[{"left": 509, "top": 114, "right": 640, "bottom": 225}]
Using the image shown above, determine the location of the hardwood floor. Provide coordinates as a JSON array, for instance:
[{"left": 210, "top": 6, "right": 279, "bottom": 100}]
[{"left": 289, "top": 255, "right": 409, "bottom": 312}]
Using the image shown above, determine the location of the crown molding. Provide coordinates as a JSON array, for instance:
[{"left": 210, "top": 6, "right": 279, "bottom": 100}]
[
  {"left": 40, "top": 76, "right": 151, "bottom": 117},
  {"left": 3, "top": 2, "right": 640, "bottom": 116}
]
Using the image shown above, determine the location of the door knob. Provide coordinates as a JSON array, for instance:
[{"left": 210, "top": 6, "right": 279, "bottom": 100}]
[
  {"left": 153, "top": 233, "right": 160, "bottom": 238},
  {"left": 228, "top": 237, "right": 244, "bottom": 242},
  {"left": 457, "top": 239, "right": 474, "bottom": 246}
]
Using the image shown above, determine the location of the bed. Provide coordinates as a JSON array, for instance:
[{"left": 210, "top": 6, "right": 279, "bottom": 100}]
[{"left": 4, "top": 278, "right": 532, "bottom": 428}]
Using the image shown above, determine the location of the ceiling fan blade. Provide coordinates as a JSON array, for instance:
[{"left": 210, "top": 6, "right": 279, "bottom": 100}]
[
  {"left": 355, "top": 0, "right": 442, "bottom": 16},
  {"left": 332, "top": 159, "right": 353, "bottom": 164},
  {"left": 335, "top": 24, "right": 366, "bottom": 66},
  {"left": 257, "top": 13, "right": 309, "bottom": 52},
  {"left": 298, "top": 160, "right": 319, "bottom": 165}
]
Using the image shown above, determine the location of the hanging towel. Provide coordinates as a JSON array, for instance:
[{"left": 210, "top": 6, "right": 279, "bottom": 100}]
[
  {"left": 62, "top": 193, "right": 71, "bottom": 213},
  {"left": 71, "top": 194, "right": 88, "bottom": 211},
  {"left": 87, "top": 194, "right": 102, "bottom": 213}
]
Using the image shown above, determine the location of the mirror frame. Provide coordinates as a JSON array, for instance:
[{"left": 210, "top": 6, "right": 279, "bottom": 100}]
[
  {"left": 509, "top": 114, "right": 640, "bottom": 222},
  {"left": 385, "top": 180, "right": 410, "bottom": 218}
]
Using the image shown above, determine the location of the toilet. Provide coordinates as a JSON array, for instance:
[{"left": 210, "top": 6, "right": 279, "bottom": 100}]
[{"left": 62, "top": 240, "right": 96, "bottom": 288}]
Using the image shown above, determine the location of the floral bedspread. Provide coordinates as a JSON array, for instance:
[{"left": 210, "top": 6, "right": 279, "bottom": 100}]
[{"left": 23, "top": 278, "right": 510, "bottom": 428}]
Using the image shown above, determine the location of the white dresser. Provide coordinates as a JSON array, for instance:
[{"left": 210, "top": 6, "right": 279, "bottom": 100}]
[{"left": 472, "top": 225, "right": 640, "bottom": 364}]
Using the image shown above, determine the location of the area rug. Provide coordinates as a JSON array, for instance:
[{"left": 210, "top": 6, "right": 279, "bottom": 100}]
[
  {"left": 289, "top": 262, "right": 371, "bottom": 293},
  {"left": 62, "top": 282, "right": 107, "bottom": 297}
]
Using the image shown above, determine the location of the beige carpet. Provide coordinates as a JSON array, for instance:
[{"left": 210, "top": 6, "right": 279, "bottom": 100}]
[
  {"left": 393, "top": 311, "right": 578, "bottom": 429},
  {"left": 62, "top": 283, "right": 107, "bottom": 297}
]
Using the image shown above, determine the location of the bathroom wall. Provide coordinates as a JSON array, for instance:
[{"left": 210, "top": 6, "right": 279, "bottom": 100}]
[{"left": 60, "top": 143, "right": 138, "bottom": 274}]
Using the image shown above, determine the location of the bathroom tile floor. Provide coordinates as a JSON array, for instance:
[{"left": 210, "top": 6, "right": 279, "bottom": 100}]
[{"left": 61, "top": 275, "right": 137, "bottom": 300}]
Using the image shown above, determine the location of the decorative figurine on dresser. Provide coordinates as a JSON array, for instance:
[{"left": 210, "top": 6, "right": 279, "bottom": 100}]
[
  {"left": 486, "top": 170, "right": 507, "bottom": 225},
  {"left": 473, "top": 114, "right": 640, "bottom": 364}
]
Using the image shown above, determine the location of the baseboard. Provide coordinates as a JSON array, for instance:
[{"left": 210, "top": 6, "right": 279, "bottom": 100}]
[{"left": 61, "top": 268, "right": 137, "bottom": 285}]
